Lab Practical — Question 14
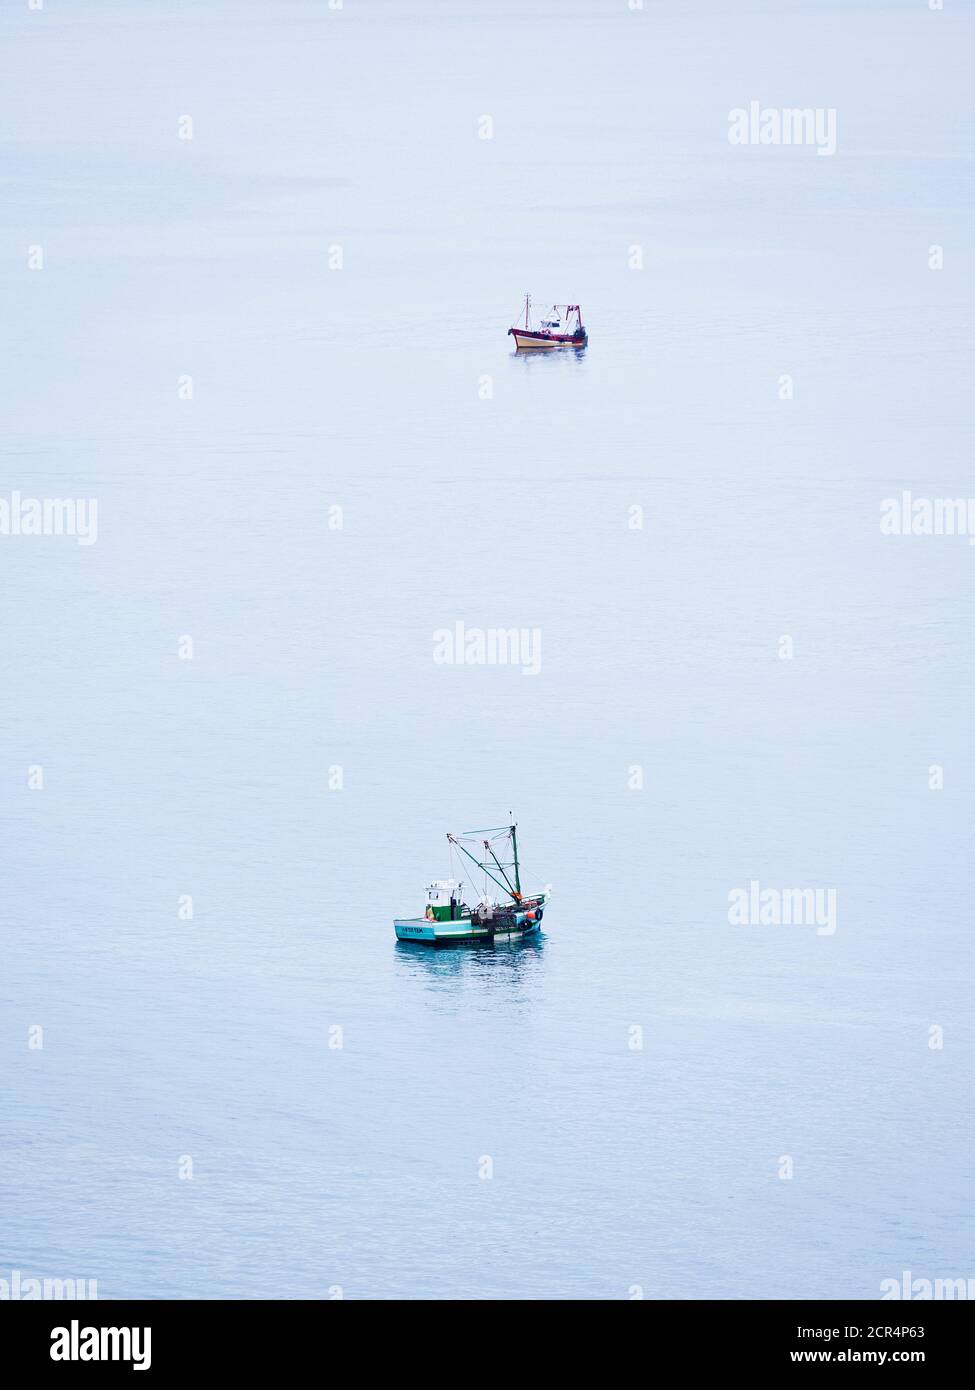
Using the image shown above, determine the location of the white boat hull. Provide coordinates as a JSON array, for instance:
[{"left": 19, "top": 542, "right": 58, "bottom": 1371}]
[{"left": 511, "top": 331, "right": 561, "bottom": 350}]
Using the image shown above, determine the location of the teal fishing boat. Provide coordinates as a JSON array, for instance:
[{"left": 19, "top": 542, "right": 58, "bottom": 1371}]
[{"left": 394, "top": 824, "right": 548, "bottom": 944}]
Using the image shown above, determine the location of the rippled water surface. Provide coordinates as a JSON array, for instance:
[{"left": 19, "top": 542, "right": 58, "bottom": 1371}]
[{"left": 2, "top": 0, "right": 973, "bottom": 1298}]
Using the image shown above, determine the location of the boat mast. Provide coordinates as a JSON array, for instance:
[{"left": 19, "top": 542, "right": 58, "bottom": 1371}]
[
  {"left": 524, "top": 292, "right": 530, "bottom": 330},
  {"left": 447, "top": 833, "right": 518, "bottom": 903},
  {"left": 509, "top": 822, "right": 522, "bottom": 896},
  {"left": 446, "top": 828, "right": 524, "bottom": 904},
  {"left": 483, "top": 841, "right": 517, "bottom": 898}
]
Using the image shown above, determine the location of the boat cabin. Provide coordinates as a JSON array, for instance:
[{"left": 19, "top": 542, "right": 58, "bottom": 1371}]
[{"left": 425, "top": 879, "right": 466, "bottom": 922}]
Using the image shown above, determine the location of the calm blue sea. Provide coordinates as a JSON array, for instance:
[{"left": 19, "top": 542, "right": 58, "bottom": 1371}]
[{"left": 2, "top": 0, "right": 973, "bottom": 1299}]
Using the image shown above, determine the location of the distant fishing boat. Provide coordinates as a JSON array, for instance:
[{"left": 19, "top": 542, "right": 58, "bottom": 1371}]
[
  {"left": 508, "top": 294, "right": 587, "bottom": 350},
  {"left": 393, "top": 823, "right": 548, "bottom": 944}
]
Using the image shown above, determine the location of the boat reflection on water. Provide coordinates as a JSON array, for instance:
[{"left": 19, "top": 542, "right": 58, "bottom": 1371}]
[
  {"left": 512, "top": 344, "right": 588, "bottom": 362},
  {"left": 395, "top": 930, "right": 544, "bottom": 959},
  {"left": 394, "top": 928, "right": 545, "bottom": 993}
]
